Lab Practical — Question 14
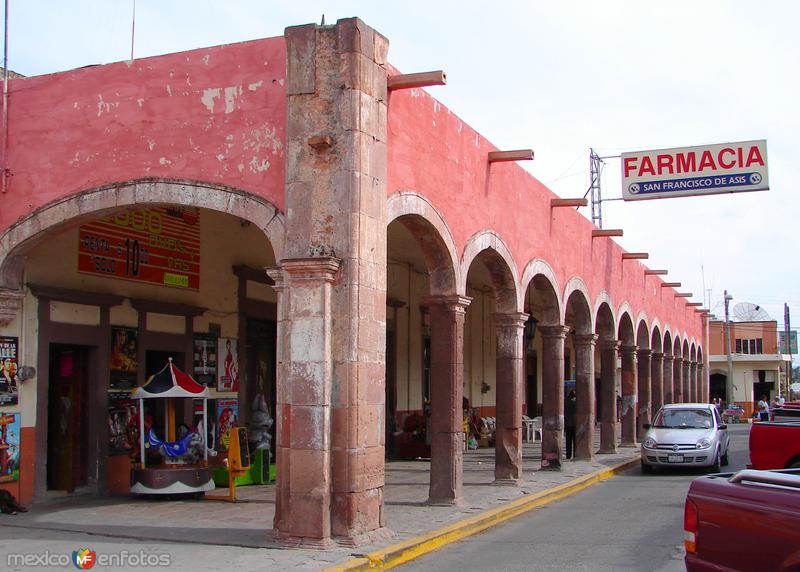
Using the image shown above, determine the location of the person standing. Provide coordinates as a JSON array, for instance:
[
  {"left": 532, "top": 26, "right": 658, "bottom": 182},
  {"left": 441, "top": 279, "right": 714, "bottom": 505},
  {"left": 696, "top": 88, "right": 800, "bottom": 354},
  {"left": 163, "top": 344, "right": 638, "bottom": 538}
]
[
  {"left": 565, "top": 390, "right": 577, "bottom": 460},
  {"left": 757, "top": 395, "right": 770, "bottom": 422}
]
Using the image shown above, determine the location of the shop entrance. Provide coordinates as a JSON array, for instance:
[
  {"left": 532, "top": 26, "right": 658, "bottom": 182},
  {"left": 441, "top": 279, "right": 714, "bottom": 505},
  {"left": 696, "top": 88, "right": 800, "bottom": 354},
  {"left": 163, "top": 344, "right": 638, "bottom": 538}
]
[
  {"left": 245, "top": 319, "right": 276, "bottom": 460},
  {"left": 46, "top": 345, "right": 91, "bottom": 492}
]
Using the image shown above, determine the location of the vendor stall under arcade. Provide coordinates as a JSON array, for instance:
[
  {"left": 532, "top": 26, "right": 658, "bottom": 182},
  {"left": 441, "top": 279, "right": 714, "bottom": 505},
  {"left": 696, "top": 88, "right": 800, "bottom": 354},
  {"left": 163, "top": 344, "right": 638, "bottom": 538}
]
[{"left": 130, "top": 359, "right": 215, "bottom": 495}]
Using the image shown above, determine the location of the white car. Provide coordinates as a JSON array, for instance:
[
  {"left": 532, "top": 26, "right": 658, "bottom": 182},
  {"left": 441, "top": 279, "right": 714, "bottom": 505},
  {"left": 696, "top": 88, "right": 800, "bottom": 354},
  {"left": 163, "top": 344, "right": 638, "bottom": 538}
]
[{"left": 641, "top": 403, "right": 730, "bottom": 473}]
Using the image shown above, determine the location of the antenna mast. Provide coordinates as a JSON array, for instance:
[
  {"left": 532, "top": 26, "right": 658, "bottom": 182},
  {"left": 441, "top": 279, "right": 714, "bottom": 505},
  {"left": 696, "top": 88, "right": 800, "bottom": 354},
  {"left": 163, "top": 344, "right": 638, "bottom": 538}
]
[{"left": 589, "top": 149, "right": 604, "bottom": 228}]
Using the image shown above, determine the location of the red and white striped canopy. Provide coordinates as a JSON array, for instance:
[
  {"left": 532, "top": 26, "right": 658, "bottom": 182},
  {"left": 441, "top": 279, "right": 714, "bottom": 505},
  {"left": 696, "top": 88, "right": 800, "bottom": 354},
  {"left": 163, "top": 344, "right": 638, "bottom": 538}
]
[{"left": 132, "top": 358, "right": 209, "bottom": 399}]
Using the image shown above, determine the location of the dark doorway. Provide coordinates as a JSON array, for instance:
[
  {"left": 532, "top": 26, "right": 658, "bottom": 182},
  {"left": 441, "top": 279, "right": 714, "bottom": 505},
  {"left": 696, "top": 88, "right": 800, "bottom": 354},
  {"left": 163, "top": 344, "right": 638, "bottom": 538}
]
[
  {"left": 710, "top": 373, "right": 727, "bottom": 404},
  {"left": 47, "top": 345, "right": 91, "bottom": 492},
  {"left": 526, "top": 352, "right": 539, "bottom": 417}
]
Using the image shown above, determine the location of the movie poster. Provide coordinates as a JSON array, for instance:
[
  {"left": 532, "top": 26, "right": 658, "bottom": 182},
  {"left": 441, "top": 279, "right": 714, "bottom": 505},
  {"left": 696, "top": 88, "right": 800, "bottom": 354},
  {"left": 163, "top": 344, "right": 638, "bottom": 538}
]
[
  {"left": 0, "top": 336, "right": 19, "bottom": 407},
  {"left": 0, "top": 413, "right": 20, "bottom": 482},
  {"left": 193, "top": 335, "right": 217, "bottom": 387},
  {"left": 108, "top": 391, "right": 137, "bottom": 455},
  {"left": 109, "top": 327, "right": 138, "bottom": 388},
  {"left": 216, "top": 398, "right": 239, "bottom": 451},
  {"left": 217, "top": 338, "right": 239, "bottom": 392}
]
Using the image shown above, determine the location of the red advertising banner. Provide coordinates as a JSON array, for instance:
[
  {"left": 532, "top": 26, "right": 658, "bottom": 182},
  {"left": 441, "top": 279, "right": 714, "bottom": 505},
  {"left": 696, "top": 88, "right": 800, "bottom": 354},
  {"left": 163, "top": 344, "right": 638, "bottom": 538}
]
[{"left": 78, "top": 207, "right": 200, "bottom": 290}]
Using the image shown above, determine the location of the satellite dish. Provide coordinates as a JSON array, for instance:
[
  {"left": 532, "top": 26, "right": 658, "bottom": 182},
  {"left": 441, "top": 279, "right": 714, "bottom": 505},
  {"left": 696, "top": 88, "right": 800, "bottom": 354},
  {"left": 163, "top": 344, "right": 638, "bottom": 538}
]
[{"left": 732, "top": 302, "right": 772, "bottom": 322}]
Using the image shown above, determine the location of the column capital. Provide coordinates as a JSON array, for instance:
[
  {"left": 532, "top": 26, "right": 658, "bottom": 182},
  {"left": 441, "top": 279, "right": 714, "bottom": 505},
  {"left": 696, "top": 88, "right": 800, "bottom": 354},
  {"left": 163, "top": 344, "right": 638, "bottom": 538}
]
[
  {"left": 265, "top": 266, "right": 287, "bottom": 290},
  {"left": 636, "top": 348, "right": 652, "bottom": 359},
  {"left": 663, "top": 353, "right": 674, "bottom": 363},
  {"left": 0, "top": 288, "right": 24, "bottom": 326},
  {"left": 674, "top": 356, "right": 684, "bottom": 364},
  {"left": 573, "top": 333, "right": 599, "bottom": 346},
  {"left": 690, "top": 360, "right": 698, "bottom": 369},
  {"left": 492, "top": 312, "right": 528, "bottom": 329},
  {"left": 280, "top": 257, "right": 341, "bottom": 282},
  {"left": 538, "top": 324, "right": 570, "bottom": 339},
  {"left": 423, "top": 295, "right": 472, "bottom": 313},
  {"left": 600, "top": 338, "right": 620, "bottom": 352},
  {"left": 620, "top": 344, "right": 638, "bottom": 356}
]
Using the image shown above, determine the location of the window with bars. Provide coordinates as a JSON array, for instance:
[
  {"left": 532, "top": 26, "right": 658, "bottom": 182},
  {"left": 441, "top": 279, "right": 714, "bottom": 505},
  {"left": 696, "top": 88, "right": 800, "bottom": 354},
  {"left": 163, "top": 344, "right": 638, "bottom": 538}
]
[{"left": 735, "top": 338, "right": 764, "bottom": 354}]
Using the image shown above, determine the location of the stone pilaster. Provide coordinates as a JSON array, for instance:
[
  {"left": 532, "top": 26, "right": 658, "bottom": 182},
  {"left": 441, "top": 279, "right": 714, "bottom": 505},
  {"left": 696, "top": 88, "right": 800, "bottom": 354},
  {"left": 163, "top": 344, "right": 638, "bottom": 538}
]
[
  {"left": 620, "top": 345, "right": 638, "bottom": 447},
  {"left": 425, "top": 295, "right": 471, "bottom": 505},
  {"left": 283, "top": 18, "right": 390, "bottom": 546},
  {"left": 690, "top": 361, "right": 698, "bottom": 402},
  {"left": 540, "top": 325, "right": 569, "bottom": 470},
  {"left": 0, "top": 288, "right": 24, "bottom": 326},
  {"left": 636, "top": 348, "right": 652, "bottom": 440},
  {"left": 573, "top": 334, "right": 597, "bottom": 460},
  {"left": 493, "top": 312, "right": 527, "bottom": 484},
  {"left": 269, "top": 258, "right": 340, "bottom": 548},
  {"left": 599, "top": 339, "right": 620, "bottom": 453},
  {"left": 683, "top": 358, "right": 691, "bottom": 403}
]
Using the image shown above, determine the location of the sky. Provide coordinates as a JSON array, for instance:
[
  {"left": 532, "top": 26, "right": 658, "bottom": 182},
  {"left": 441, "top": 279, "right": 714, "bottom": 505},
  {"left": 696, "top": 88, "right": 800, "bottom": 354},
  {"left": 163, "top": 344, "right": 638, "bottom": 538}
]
[{"left": 6, "top": 1, "right": 799, "bottom": 359}]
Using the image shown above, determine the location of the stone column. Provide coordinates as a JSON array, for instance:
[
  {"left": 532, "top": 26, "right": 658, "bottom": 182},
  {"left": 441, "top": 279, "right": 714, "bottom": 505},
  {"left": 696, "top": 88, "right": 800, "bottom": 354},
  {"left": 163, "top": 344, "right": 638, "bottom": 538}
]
[
  {"left": 426, "top": 295, "right": 471, "bottom": 505},
  {"left": 573, "top": 334, "right": 597, "bottom": 460},
  {"left": 690, "top": 361, "right": 698, "bottom": 402},
  {"left": 698, "top": 363, "right": 706, "bottom": 402},
  {"left": 540, "top": 325, "right": 568, "bottom": 470},
  {"left": 673, "top": 357, "right": 683, "bottom": 403},
  {"left": 599, "top": 339, "right": 619, "bottom": 453},
  {"left": 620, "top": 345, "right": 638, "bottom": 447},
  {"left": 683, "top": 359, "right": 692, "bottom": 403},
  {"left": 493, "top": 312, "right": 527, "bottom": 484},
  {"left": 651, "top": 352, "right": 664, "bottom": 414},
  {"left": 663, "top": 354, "right": 674, "bottom": 404},
  {"left": 284, "top": 19, "right": 390, "bottom": 546},
  {"left": 269, "top": 258, "right": 340, "bottom": 548},
  {"left": 636, "top": 348, "right": 652, "bottom": 440}
]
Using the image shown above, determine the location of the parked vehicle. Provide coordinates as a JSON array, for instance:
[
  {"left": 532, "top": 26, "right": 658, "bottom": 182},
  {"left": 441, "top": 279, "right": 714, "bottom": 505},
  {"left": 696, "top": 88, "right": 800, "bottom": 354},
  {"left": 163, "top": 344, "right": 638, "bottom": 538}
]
[
  {"left": 684, "top": 469, "right": 800, "bottom": 571},
  {"left": 748, "top": 420, "right": 800, "bottom": 470},
  {"left": 640, "top": 403, "right": 729, "bottom": 473}
]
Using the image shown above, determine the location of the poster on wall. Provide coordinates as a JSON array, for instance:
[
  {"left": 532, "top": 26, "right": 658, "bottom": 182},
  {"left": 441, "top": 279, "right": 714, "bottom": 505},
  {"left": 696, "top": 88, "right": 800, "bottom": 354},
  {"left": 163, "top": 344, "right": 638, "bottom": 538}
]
[
  {"left": 0, "top": 336, "right": 19, "bottom": 407},
  {"left": 217, "top": 338, "right": 239, "bottom": 392},
  {"left": 193, "top": 336, "right": 217, "bottom": 387},
  {"left": 216, "top": 398, "right": 239, "bottom": 452},
  {"left": 0, "top": 413, "right": 20, "bottom": 482},
  {"left": 108, "top": 391, "right": 137, "bottom": 455},
  {"left": 78, "top": 206, "right": 201, "bottom": 290},
  {"left": 109, "top": 327, "right": 138, "bottom": 389}
]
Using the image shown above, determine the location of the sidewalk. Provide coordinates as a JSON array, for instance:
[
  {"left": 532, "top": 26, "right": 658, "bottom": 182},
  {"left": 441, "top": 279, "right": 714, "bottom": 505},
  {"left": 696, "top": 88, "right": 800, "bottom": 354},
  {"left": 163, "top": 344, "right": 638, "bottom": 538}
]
[{"left": 0, "top": 434, "right": 639, "bottom": 571}]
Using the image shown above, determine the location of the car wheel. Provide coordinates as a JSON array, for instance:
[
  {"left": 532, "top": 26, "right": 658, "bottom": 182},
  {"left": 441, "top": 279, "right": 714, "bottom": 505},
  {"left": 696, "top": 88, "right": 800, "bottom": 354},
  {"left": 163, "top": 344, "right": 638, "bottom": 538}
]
[
  {"left": 709, "top": 450, "right": 721, "bottom": 473},
  {"left": 641, "top": 461, "right": 653, "bottom": 474},
  {"left": 787, "top": 458, "right": 800, "bottom": 469},
  {"left": 721, "top": 450, "right": 729, "bottom": 466}
]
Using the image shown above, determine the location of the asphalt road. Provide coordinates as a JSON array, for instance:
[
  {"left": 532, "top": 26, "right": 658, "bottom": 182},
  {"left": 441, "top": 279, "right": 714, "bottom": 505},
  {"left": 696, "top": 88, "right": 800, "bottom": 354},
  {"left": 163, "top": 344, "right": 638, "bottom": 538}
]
[{"left": 400, "top": 423, "right": 752, "bottom": 572}]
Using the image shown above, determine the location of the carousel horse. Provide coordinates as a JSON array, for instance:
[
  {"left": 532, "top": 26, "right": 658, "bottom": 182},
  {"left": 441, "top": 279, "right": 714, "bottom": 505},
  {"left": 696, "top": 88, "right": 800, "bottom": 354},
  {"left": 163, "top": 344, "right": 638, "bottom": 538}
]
[{"left": 147, "top": 427, "right": 201, "bottom": 459}]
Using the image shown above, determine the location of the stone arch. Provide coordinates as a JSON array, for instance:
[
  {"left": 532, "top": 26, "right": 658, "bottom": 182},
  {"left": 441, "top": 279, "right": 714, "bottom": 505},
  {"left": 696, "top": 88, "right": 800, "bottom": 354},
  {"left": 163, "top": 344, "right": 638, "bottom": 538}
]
[
  {"left": 651, "top": 323, "right": 663, "bottom": 353},
  {"left": 520, "top": 258, "right": 562, "bottom": 326},
  {"left": 593, "top": 291, "right": 616, "bottom": 339},
  {"left": 0, "top": 179, "right": 286, "bottom": 284},
  {"left": 635, "top": 312, "right": 650, "bottom": 349},
  {"left": 461, "top": 230, "right": 519, "bottom": 314},
  {"left": 387, "top": 191, "right": 459, "bottom": 296},
  {"left": 617, "top": 307, "right": 635, "bottom": 346},
  {"left": 562, "top": 275, "right": 593, "bottom": 334}
]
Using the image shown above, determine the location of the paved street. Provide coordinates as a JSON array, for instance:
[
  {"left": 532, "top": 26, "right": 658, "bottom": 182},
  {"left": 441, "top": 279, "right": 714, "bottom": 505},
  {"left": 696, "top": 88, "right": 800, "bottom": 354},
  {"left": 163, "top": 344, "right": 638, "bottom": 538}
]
[{"left": 400, "top": 423, "right": 752, "bottom": 572}]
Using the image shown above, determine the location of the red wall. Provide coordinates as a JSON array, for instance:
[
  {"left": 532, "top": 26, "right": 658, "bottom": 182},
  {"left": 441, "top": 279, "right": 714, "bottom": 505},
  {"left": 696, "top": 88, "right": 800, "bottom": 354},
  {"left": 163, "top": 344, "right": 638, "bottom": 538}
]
[
  {"left": 387, "top": 83, "right": 703, "bottom": 341},
  {"left": 1, "top": 36, "right": 287, "bottom": 229}
]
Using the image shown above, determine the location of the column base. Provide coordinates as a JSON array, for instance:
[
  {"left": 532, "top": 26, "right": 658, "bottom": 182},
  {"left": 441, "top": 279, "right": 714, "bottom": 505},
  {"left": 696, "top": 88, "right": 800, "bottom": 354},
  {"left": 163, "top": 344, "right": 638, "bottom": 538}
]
[
  {"left": 335, "top": 527, "right": 395, "bottom": 548},
  {"left": 597, "top": 447, "right": 618, "bottom": 454},
  {"left": 540, "top": 459, "right": 562, "bottom": 471},
  {"left": 573, "top": 453, "right": 595, "bottom": 462},
  {"left": 426, "top": 496, "right": 465, "bottom": 507},
  {"left": 619, "top": 441, "right": 637, "bottom": 448},
  {"left": 492, "top": 478, "right": 523, "bottom": 487},
  {"left": 271, "top": 530, "right": 335, "bottom": 550}
]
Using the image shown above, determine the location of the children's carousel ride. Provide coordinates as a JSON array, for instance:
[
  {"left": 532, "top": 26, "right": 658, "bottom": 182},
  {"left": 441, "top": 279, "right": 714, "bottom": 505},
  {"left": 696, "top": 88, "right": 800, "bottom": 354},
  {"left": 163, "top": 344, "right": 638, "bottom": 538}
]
[{"left": 130, "top": 359, "right": 215, "bottom": 495}]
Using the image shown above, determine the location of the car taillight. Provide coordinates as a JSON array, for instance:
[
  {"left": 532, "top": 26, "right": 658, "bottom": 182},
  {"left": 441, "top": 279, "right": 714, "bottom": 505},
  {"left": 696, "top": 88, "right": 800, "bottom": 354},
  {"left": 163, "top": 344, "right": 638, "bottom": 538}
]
[{"left": 684, "top": 498, "right": 698, "bottom": 554}]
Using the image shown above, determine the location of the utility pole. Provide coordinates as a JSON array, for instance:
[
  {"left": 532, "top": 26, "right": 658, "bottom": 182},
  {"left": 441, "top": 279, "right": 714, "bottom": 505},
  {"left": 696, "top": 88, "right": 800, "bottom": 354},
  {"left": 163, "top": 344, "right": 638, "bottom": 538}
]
[
  {"left": 724, "top": 291, "right": 734, "bottom": 405},
  {"left": 785, "top": 303, "right": 792, "bottom": 397}
]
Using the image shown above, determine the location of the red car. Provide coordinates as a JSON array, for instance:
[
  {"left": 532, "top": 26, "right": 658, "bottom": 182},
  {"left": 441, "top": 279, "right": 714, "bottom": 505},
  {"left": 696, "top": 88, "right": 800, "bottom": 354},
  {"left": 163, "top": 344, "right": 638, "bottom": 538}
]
[
  {"left": 684, "top": 469, "right": 800, "bottom": 571},
  {"left": 748, "top": 420, "right": 800, "bottom": 470}
]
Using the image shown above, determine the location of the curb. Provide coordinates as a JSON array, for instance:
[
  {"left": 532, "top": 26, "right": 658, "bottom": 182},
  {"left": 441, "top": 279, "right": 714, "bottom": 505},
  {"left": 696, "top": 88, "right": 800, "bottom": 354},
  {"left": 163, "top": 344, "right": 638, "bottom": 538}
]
[{"left": 324, "top": 456, "right": 639, "bottom": 571}]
